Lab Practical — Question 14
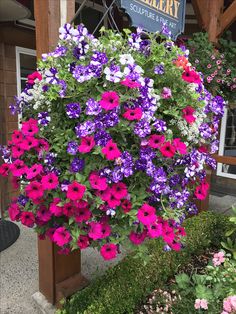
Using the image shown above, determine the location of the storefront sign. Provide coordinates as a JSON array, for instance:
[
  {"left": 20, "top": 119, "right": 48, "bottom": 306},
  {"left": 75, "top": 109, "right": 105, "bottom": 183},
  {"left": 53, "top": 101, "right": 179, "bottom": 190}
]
[{"left": 119, "top": 0, "right": 186, "bottom": 40}]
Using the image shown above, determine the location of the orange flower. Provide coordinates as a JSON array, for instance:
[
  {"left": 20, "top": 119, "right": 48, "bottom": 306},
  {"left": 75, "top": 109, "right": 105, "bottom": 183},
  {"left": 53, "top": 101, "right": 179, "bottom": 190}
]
[{"left": 174, "top": 56, "right": 189, "bottom": 69}]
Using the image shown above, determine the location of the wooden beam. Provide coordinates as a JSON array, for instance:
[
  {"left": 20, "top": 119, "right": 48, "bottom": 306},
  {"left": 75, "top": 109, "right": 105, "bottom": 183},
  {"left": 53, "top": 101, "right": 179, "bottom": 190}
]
[
  {"left": 191, "top": 0, "right": 210, "bottom": 30},
  {"left": 207, "top": 0, "right": 224, "bottom": 43},
  {"left": 218, "top": 0, "right": 236, "bottom": 37},
  {"left": 212, "top": 154, "right": 236, "bottom": 166}
]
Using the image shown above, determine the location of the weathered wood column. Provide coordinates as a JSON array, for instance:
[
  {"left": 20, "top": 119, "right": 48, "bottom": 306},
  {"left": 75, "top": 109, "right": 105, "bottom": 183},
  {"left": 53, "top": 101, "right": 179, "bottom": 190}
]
[{"left": 34, "top": 0, "right": 88, "bottom": 306}]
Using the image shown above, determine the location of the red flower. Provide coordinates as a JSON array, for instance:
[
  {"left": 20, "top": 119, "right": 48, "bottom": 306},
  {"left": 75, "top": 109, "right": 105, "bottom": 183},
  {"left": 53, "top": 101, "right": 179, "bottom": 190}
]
[
  {"left": 129, "top": 230, "right": 147, "bottom": 245},
  {"left": 26, "top": 164, "right": 43, "bottom": 180},
  {"left": 8, "top": 203, "right": 21, "bottom": 221},
  {"left": 160, "top": 142, "right": 176, "bottom": 158},
  {"left": 182, "top": 67, "right": 201, "bottom": 84},
  {"left": 27, "top": 71, "right": 42, "bottom": 85},
  {"left": 137, "top": 203, "right": 157, "bottom": 226},
  {"left": 198, "top": 145, "right": 208, "bottom": 153},
  {"left": 147, "top": 222, "right": 162, "bottom": 238},
  {"left": 62, "top": 202, "right": 75, "bottom": 217},
  {"left": 182, "top": 106, "right": 196, "bottom": 124},
  {"left": 120, "top": 78, "right": 141, "bottom": 88},
  {"left": 99, "top": 91, "right": 120, "bottom": 111},
  {"left": 89, "top": 172, "right": 108, "bottom": 191},
  {"left": 194, "top": 180, "right": 209, "bottom": 200},
  {"left": 0, "top": 163, "right": 10, "bottom": 177},
  {"left": 20, "top": 212, "right": 35, "bottom": 227},
  {"left": 67, "top": 181, "right": 86, "bottom": 201},
  {"left": 53, "top": 227, "right": 71, "bottom": 247},
  {"left": 121, "top": 199, "right": 132, "bottom": 213},
  {"left": 102, "top": 140, "right": 121, "bottom": 160},
  {"left": 41, "top": 173, "right": 59, "bottom": 190},
  {"left": 77, "top": 235, "right": 90, "bottom": 249},
  {"left": 173, "top": 138, "right": 187, "bottom": 155},
  {"left": 12, "top": 130, "right": 23, "bottom": 143},
  {"left": 148, "top": 134, "right": 165, "bottom": 149},
  {"left": 123, "top": 108, "right": 142, "bottom": 121},
  {"left": 100, "top": 243, "right": 117, "bottom": 260},
  {"left": 78, "top": 136, "right": 95, "bottom": 153},
  {"left": 25, "top": 181, "right": 44, "bottom": 200},
  {"left": 75, "top": 207, "right": 91, "bottom": 223},
  {"left": 21, "top": 118, "right": 39, "bottom": 136},
  {"left": 10, "top": 159, "right": 27, "bottom": 177},
  {"left": 111, "top": 182, "right": 128, "bottom": 199}
]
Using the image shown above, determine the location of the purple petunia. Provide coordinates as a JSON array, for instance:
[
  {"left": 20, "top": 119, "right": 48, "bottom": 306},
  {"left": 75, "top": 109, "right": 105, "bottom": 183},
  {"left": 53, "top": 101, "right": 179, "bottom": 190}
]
[
  {"left": 75, "top": 120, "right": 95, "bottom": 137},
  {"left": 134, "top": 119, "right": 151, "bottom": 138},
  {"left": 70, "top": 157, "right": 85, "bottom": 173},
  {"left": 66, "top": 103, "right": 81, "bottom": 119},
  {"left": 67, "top": 141, "right": 78, "bottom": 155},
  {"left": 38, "top": 112, "right": 51, "bottom": 126}
]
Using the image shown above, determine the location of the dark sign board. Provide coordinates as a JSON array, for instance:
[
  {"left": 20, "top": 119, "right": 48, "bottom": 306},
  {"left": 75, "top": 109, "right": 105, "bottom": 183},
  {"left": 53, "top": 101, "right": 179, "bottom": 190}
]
[{"left": 119, "top": 0, "right": 186, "bottom": 40}]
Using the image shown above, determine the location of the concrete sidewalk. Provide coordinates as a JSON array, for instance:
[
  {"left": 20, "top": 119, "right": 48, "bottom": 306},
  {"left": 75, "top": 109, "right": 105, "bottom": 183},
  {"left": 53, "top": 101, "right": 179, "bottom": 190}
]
[{"left": 0, "top": 193, "right": 235, "bottom": 314}]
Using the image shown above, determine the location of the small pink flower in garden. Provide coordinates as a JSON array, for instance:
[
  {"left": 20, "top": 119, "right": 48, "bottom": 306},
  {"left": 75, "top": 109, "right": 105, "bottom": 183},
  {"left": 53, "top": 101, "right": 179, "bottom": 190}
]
[
  {"left": 160, "top": 142, "right": 176, "bottom": 158},
  {"left": 173, "top": 138, "right": 187, "bottom": 154},
  {"left": 161, "top": 87, "right": 172, "bottom": 99},
  {"left": 99, "top": 91, "right": 120, "bottom": 111},
  {"left": 53, "top": 227, "right": 71, "bottom": 247},
  {"left": 12, "top": 130, "right": 23, "bottom": 143},
  {"left": 27, "top": 71, "right": 42, "bottom": 85},
  {"left": 20, "top": 212, "right": 35, "bottom": 227},
  {"left": 25, "top": 181, "right": 44, "bottom": 200},
  {"left": 41, "top": 173, "right": 59, "bottom": 190},
  {"left": 8, "top": 203, "right": 21, "bottom": 221},
  {"left": 37, "top": 205, "right": 52, "bottom": 222},
  {"left": 67, "top": 181, "right": 86, "bottom": 201},
  {"left": 162, "top": 222, "right": 175, "bottom": 244},
  {"left": 129, "top": 230, "right": 147, "bottom": 245},
  {"left": 21, "top": 118, "right": 39, "bottom": 136},
  {"left": 207, "top": 64, "right": 212, "bottom": 68},
  {"left": 19, "top": 136, "right": 38, "bottom": 151},
  {"left": 77, "top": 235, "right": 90, "bottom": 249},
  {"left": 62, "top": 202, "right": 75, "bottom": 217},
  {"left": 194, "top": 299, "right": 208, "bottom": 310},
  {"left": 207, "top": 76, "right": 212, "bottom": 83},
  {"left": 111, "top": 182, "right": 128, "bottom": 199},
  {"left": 194, "top": 180, "right": 209, "bottom": 200},
  {"left": 10, "top": 159, "right": 27, "bottom": 177},
  {"left": 103, "top": 188, "right": 121, "bottom": 208},
  {"left": 11, "top": 145, "right": 25, "bottom": 158},
  {"left": 100, "top": 243, "right": 117, "bottom": 260},
  {"left": 148, "top": 134, "right": 165, "bottom": 149},
  {"left": 120, "top": 78, "right": 141, "bottom": 88},
  {"left": 102, "top": 139, "right": 121, "bottom": 160},
  {"left": 36, "top": 139, "right": 50, "bottom": 152},
  {"left": 26, "top": 164, "right": 43, "bottom": 180},
  {"left": 137, "top": 203, "right": 157, "bottom": 226},
  {"left": 75, "top": 207, "right": 91, "bottom": 223},
  {"left": 89, "top": 172, "right": 108, "bottom": 191},
  {"left": 213, "top": 251, "right": 225, "bottom": 266},
  {"left": 49, "top": 198, "right": 63, "bottom": 217},
  {"left": 182, "top": 67, "right": 201, "bottom": 84},
  {"left": 78, "top": 136, "right": 95, "bottom": 153},
  {"left": 182, "top": 106, "right": 196, "bottom": 124},
  {"left": 121, "top": 199, "right": 132, "bottom": 213},
  {"left": 123, "top": 108, "right": 142, "bottom": 121},
  {"left": 0, "top": 163, "right": 10, "bottom": 177},
  {"left": 223, "top": 296, "right": 236, "bottom": 313},
  {"left": 148, "top": 222, "right": 162, "bottom": 238},
  {"left": 88, "top": 222, "right": 104, "bottom": 240},
  {"left": 170, "top": 241, "right": 182, "bottom": 251}
]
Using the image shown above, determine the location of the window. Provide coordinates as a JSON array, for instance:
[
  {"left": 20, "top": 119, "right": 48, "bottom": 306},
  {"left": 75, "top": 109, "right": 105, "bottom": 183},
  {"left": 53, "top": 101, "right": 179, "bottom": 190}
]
[{"left": 217, "top": 106, "right": 236, "bottom": 179}]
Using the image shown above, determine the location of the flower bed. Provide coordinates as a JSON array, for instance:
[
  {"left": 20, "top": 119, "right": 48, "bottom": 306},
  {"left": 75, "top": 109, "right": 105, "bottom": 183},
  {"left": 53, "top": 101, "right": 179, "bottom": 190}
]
[
  {"left": 0, "top": 24, "right": 225, "bottom": 260},
  {"left": 58, "top": 212, "right": 229, "bottom": 314}
]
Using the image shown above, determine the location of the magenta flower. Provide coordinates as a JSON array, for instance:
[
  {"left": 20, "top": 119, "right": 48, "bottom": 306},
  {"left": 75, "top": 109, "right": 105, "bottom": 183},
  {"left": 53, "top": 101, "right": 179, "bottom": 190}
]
[
  {"left": 77, "top": 235, "right": 90, "bottom": 249},
  {"left": 27, "top": 71, "right": 42, "bottom": 85},
  {"left": 41, "top": 173, "right": 59, "bottom": 190},
  {"left": 182, "top": 67, "right": 201, "bottom": 84},
  {"left": 121, "top": 199, "right": 132, "bottom": 213},
  {"left": 8, "top": 203, "right": 21, "bottom": 221},
  {"left": 101, "top": 140, "right": 121, "bottom": 160},
  {"left": 123, "top": 108, "right": 142, "bottom": 121},
  {"left": 161, "top": 87, "right": 172, "bottom": 99},
  {"left": 148, "top": 222, "right": 162, "bottom": 238},
  {"left": 102, "top": 188, "right": 121, "bottom": 208},
  {"left": 100, "top": 243, "right": 117, "bottom": 260},
  {"left": 120, "top": 78, "right": 141, "bottom": 88},
  {"left": 137, "top": 203, "right": 157, "bottom": 226},
  {"left": 99, "top": 91, "right": 120, "bottom": 111},
  {"left": 62, "top": 202, "right": 75, "bottom": 217},
  {"left": 173, "top": 138, "right": 187, "bottom": 154},
  {"left": 49, "top": 198, "right": 63, "bottom": 217},
  {"left": 19, "top": 136, "right": 38, "bottom": 151},
  {"left": 89, "top": 172, "right": 108, "bottom": 191},
  {"left": 129, "top": 230, "right": 147, "bottom": 245},
  {"left": 21, "top": 118, "right": 39, "bottom": 136},
  {"left": 111, "top": 182, "right": 127, "bottom": 200},
  {"left": 160, "top": 142, "right": 176, "bottom": 158},
  {"left": 36, "top": 205, "right": 52, "bottom": 222},
  {"left": 11, "top": 145, "right": 25, "bottom": 158},
  {"left": 75, "top": 207, "right": 91, "bottom": 223},
  {"left": 26, "top": 164, "right": 43, "bottom": 180},
  {"left": 194, "top": 180, "right": 209, "bottom": 200},
  {"left": 0, "top": 163, "right": 10, "bottom": 177},
  {"left": 162, "top": 223, "right": 175, "bottom": 244},
  {"left": 148, "top": 134, "right": 165, "bottom": 149},
  {"left": 67, "top": 181, "right": 86, "bottom": 201},
  {"left": 11, "top": 130, "right": 23, "bottom": 143},
  {"left": 88, "top": 222, "right": 104, "bottom": 240},
  {"left": 78, "top": 136, "right": 95, "bottom": 153},
  {"left": 25, "top": 181, "right": 44, "bottom": 200},
  {"left": 20, "top": 212, "right": 35, "bottom": 227},
  {"left": 53, "top": 227, "right": 71, "bottom": 247},
  {"left": 182, "top": 106, "right": 196, "bottom": 124}
]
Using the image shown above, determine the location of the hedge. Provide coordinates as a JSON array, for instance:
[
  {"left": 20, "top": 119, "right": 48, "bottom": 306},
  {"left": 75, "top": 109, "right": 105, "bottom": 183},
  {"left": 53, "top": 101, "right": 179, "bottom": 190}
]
[{"left": 59, "top": 212, "right": 229, "bottom": 314}]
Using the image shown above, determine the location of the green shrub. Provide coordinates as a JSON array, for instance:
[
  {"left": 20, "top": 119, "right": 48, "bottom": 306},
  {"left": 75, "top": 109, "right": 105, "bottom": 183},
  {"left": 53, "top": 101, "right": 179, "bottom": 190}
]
[{"left": 59, "top": 212, "right": 229, "bottom": 314}]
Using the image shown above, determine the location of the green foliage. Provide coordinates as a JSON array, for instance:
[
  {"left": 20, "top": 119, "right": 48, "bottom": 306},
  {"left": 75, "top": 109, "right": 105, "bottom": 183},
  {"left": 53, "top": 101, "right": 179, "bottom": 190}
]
[
  {"left": 221, "top": 206, "right": 236, "bottom": 259},
  {"left": 58, "top": 212, "right": 228, "bottom": 314}
]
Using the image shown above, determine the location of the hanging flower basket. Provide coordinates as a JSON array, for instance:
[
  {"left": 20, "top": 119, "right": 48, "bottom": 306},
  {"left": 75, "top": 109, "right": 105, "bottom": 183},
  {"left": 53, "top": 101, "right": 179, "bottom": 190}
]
[{"left": 0, "top": 25, "right": 225, "bottom": 260}]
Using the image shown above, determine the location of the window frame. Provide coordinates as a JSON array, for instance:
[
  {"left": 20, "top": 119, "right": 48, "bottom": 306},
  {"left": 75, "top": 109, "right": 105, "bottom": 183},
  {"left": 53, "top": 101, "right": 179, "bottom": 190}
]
[{"left": 216, "top": 107, "right": 236, "bottom": 179}]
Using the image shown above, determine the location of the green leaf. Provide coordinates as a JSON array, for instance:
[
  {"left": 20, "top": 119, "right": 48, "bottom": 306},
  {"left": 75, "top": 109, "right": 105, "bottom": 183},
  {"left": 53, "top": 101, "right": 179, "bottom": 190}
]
[{"left": 175, "top": 273, "right": 190, "bottom": 289}]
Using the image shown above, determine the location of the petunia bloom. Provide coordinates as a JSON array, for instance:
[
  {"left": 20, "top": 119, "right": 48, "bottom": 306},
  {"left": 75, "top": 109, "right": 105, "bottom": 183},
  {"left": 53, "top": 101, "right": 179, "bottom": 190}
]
[
  {"left": 182, "top": 67, "right": 201, "bottom": 84},
  {"left": 53, "top": 227, "right": 71, "bottom": 247},
  {"left": 77, "top": 235, "right": 90, "bottom": 249},
  {"left": 137, "top": 203, "right": 157, "bottom": 226},
  {"left": 182, "top": 106, "right": 196, "bottom": 124},
  {"left": 89, "top": 172, "right": 108, "bottom": 191},
  {"left": 120, "top": 78, "right": 141, "bottom": 88},
  {"left": 78, "top": 136, "right": 95, "bottom": 153},
  {"left": 67, "top": 181, "right": 86, "bottom": 201},
  {"left": 8, "top": 203, "right": 21, "bottom": 221},
  {"left": 102, "top": 140, "right": 121, "bottom": 160},
  {"left": 100, "top": 243, "right": 117, "bottom": 260},
  {"left": 20, "top": 212, "right": 35, "bottom": 227},
  {"left": 21, "top": 118, "right": 39, "bottom": 136},
  {"left": 149, "top": 134, "right": 165, "bottom": 149},
  {"left": 123, "top": 108, "right": 142, "bottom": 121},
  {"left": 160, "top": 142, "right": 176, "bottom": 158},
  {"left": 25, "top": 181, "right": 44, "bottom": 200},
  {"left": 41, "top": 173, "right": 59, "bottom": 190},
  {"left": 99, "top": 91, "right": 120, "bottom": 111}
]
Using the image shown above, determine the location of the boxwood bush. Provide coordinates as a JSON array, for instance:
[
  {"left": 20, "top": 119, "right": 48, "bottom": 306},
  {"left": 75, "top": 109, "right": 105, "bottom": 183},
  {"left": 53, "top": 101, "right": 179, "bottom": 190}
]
[{"left": 59, "top": 212, "right": 229, "bottom": 314}]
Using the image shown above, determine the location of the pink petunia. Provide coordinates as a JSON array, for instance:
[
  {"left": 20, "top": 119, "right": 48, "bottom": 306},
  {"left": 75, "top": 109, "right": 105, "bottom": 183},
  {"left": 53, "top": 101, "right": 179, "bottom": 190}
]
[
  {"left": 182, "top": 67, "right": 201, "bottom": 84},
  {"left": 100, "top": 243, "right": 117, "bottom": 260},
  {"left": 123, "top": 108, "right": 142, "bottom": 121},
  {"left": 120, "top": 78, "right": 141, "bottom": 88},
  {"left": 102, "top": 140, "right": 121, "bottom": 160},
  {"left": 194, "top": 180, "right": 209, "bottom": 200},
  {"left": 137, "top": 203, "right": 157, "bottom": 226},
  {"left": 129, "top": 230, "right": 147, "bottom": 245},
  {"left": 36, "top": 139, "right": 50, "bottom": 153},
  {"left": 37, "top": 205, "right": 52, "bottom": 222},
  {"left": 26, "top": 164, "right": 43, "bottom": 180},
  {"left": 88, "top": 222, "right": 104, "bottom": 240},
  {"left": 27, "top": 71, "right": 42, "bottom": 85},
  {"left": 77, "top": 235, "right": 90, "bottom": 249},
  {"left": 213, "top": 251, "right": 225, "bottom": 267},
  {"left": 194, "top": 299, "right": 208, "bottom": 310},
  {"left": 10, "top": 159, "right": 27, "bottom": 177},
  {"left": 11, "top": 145, "right": 25, "bottom": 158},
  {"left": 19, "top": 136, "right": 38, "bottom": 151},
  {"left": 162, "top": 223, "right": 175, "bottom": 244},
  {"left": 11, "top": 130, "right": 23, "bottom": 143},
  {"left": 53, "top": 227, "right": 72, "bottom": 247},
  {"left": 182, "top": 106, "right": 196, "bottom": 124},
  {"left": 21, "top": 118, "right": 39, "bottom": 136},
  {"left": 102, "top": 188, "right": 121, "bottom": 208},
  {"left": 99, "top": 91, "right": 120, "bottom": 111},
  {"left": 121, "top": 199, "right": 132, "bottom": 213},
  {"left": 75, "top": 207, "right": 91, "bottom": 223},
  {"left": 20, "top": 212, "right": 35, "bottom": 227},
  {"left": 148, "top": 134, "right": 165, "bottom": 149},
  {"left": 8, "top": 203, "right": 21, "bottom": 221},
  {"left": 111, "top": 182, "right": 127, "bottom": 200},
  {"left": 0, "top": 163, "right": 10, "bottom": 177},
  {"left": 25, "top": 181, "right": 44, "bottom": 200},
  {"left": 160, "top": 142, "right": 176, "bottom": 158},
  {"left": 67, "top": 181, "right": 86, "bottom": 201},
  {"left": 49, "top": 198, "right": 63, "bottom": 217},
  {"left": 41, "top": 173, "right": 59, "bottom": 190},
  {"left": 78, "top": 136, "right": 95, "bottom": 153},
  {"left": 173, "top": 138, "right": 187, "bottom": 154},
  {"left": 161, "top": 87, "right": 172, "bottom": 99},
  {"left": 62, "top": 202, "right": 76, "bottom": 217},
  {"left": 89, "top": 172, "right": 108, "bottom": 191},
  {"left": 148, "top": 222, "right": 162, "bottom": 238}
]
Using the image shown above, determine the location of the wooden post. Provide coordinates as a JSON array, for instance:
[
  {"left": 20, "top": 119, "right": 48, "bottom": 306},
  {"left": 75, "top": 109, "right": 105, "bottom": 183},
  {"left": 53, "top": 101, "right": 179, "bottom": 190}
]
[
  {"left": 207, "top": 0, "right": 224, "bottom": 43},
  {"left": 34, "top": 0, "right": 88, "bottom": 306}
]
